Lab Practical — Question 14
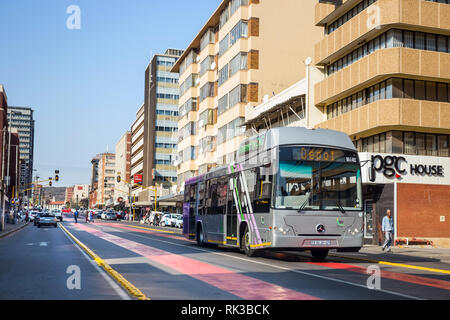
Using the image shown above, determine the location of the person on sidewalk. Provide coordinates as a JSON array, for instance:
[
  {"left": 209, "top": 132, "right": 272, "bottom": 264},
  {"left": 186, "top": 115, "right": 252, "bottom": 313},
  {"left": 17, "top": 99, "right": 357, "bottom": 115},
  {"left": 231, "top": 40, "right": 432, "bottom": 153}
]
[
  {"left": 74, "top": 209, "right": 79, "bottom": 224},
  {"left": 85, "top": 211, "right": 89, "bottom": 223},
  {"left": 382, "top": 209, "right": 394, "bottom": 252}
]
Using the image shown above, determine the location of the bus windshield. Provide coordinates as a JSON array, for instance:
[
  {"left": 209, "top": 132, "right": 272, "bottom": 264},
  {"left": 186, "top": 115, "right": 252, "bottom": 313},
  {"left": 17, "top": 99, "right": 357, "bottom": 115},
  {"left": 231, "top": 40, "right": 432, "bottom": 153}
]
[{"left": 275, "top": 146, "right": 362, "bottom": 211}]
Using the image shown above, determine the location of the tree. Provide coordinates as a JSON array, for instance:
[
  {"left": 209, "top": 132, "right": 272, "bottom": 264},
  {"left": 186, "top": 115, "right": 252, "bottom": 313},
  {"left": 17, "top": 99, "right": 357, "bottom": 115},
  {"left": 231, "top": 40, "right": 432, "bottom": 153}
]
[
  {"left": 65, "top": 201, "right": 70, "bottom": 208},
  {"left": 80, "top": 198, "right": 89, "bottom": 209}
]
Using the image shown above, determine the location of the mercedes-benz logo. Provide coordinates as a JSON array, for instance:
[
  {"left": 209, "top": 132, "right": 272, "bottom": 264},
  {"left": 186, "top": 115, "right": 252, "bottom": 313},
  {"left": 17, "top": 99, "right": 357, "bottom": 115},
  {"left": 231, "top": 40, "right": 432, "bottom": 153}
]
[{"left": 316, "top": 224, "right": 325, "bottom": 233}]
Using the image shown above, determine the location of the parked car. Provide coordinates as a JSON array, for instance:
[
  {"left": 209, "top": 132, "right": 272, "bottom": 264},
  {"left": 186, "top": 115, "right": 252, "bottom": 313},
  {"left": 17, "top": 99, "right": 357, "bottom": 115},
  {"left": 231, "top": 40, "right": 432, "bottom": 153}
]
[
  {"left": 51, "top": 209, "right": 63, "bottom": 221},
  {"left": 96, "top": 210, "right": 103, "bottom": 219},
  {"left": 160, "top": 213, "right": 180, "bottom": 227},
  {"left": 29, "top": 211, "right": 39, "bottom": 222},
  {"left": 38, "top": 212, "right": 58, "bottom": 228},
  {"left": 116, "top": 211, "right": 123, "bottom": 219},
  {"left": 174, "top": 215, "right": 183, "bottom": 228}
]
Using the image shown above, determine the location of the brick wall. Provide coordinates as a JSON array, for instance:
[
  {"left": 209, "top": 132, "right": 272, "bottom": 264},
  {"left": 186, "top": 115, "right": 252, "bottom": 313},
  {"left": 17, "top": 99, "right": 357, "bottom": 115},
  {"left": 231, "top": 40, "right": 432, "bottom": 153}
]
[
  {"left": 249, "top": 18, "right": 260, "bottom": 37},
  {"left": 247, "top": 83, "right": 259, "bottom": 103},
  {"left": 397, "top": 183, "right": 450, "bottom": 238},
  {"left": 248, "top": 50, "right": 259, "bottom": 70}
]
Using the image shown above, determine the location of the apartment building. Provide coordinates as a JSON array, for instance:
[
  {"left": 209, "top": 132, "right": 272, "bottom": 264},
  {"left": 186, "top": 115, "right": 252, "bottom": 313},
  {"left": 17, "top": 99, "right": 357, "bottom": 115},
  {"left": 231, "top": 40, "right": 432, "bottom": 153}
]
[
  {"left": 7, "top": 106, "right": 34, "bottom": 188},
  {"left": 65, "top": 186, "right": 73, "bottom": 205},
  {"left": 115, "top": 131, "right": 131, "bottom": 205},
  {"left": 95, "top": 153, "right": 115, "bottom": 208},
  {"left": 131, "top": 105, "right": 144, "bottom": 199},
  {"left": 172, "top": 0, "right": 323, "bottom": 190},
  {"left": 314, "top": 0, "right": 450, "bottom": 245}
]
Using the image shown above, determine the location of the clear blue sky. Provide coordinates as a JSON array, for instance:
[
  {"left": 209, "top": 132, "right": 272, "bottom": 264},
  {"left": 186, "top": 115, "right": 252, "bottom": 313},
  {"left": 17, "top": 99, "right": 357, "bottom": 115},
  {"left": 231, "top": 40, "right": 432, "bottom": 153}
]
[{"left": 0, "top": 0, "right": 221, "bottom": 187}]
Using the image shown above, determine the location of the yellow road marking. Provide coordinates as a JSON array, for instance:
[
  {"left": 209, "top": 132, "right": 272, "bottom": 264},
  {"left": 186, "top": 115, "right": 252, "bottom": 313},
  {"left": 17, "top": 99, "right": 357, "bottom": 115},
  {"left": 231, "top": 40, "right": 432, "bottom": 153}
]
[
  {"left": 329, "top": 253, "right": 450, "bottom": 275},
  {"left": 59, "top": 223, "right": 150, "bottom": 300},
  {"left": 379, "top": 261, "right": 450, "bottom": 275}
]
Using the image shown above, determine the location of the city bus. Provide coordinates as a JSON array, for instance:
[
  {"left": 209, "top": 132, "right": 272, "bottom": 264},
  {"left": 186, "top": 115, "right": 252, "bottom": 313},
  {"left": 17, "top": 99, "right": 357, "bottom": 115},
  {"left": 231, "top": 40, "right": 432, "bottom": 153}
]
[{"left": 183, "top": 127, "right": 364, "bottom": 259}]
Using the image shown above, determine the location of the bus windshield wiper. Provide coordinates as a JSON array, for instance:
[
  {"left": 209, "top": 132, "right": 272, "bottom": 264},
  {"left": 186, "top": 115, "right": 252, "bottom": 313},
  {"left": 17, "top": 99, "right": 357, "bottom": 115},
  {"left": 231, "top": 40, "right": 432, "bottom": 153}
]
[
  {"left": 335, "top": 199, "right": 346, "bottom": 214},
  {"left": 297, "top": 193, "right": 311, "bottom": 213}
]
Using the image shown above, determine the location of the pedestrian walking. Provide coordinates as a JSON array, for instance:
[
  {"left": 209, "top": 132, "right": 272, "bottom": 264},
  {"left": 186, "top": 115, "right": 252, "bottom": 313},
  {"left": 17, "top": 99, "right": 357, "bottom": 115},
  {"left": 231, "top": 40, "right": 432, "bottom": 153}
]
[
  {"left": 74, "top": 209, "right": 79, "bottom": 224},
  {"left": 85, "top": 210, "right": 89, "bottom": 223},
  {"left": 90, "top": 210, "right": 94, "bottom": 223},
  {"left": 382, "top": 209, "right": 394, "bottom": 252}
]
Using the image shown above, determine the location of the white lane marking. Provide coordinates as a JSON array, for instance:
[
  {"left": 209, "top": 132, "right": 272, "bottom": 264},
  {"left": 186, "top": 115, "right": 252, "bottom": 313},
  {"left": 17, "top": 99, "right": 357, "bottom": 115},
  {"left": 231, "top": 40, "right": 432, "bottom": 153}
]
[
  {"left": 95, "top": 223, "right": 423, "bottom": 300},
  {"left": 39, "top": 242, "right": 49, "bottom": 246},
  {"left": 60, "top": 223, "right": 131, "bottom": 300}
]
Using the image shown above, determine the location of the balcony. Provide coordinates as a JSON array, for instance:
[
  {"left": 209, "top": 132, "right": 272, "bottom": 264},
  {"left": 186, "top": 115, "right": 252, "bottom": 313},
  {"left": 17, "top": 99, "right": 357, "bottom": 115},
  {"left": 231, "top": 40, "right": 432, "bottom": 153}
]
[
  {"left": 315, "top": 98, "right": 450, "bottom": 136},
  {"left": 315, "top": 0, "right": 450, "bottom": 64},
  {"left": 315, "top": 47, "right": 450, "bottom": 105}
]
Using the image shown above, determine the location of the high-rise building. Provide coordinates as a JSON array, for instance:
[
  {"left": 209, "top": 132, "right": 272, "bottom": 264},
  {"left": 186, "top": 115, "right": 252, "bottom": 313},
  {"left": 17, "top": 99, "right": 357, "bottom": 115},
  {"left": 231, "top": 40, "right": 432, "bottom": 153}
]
[
  {"left": 65, "top": 187, "right": 74, "bottom": 205},
  {"left": 130, "top": 105, "right": 144, "bottom": 200},
  {"left": 171, "top": 0, "right": 323, "bottom": 190},
  {"left": 95, "top": 153, "right": 115, "bottom": 208},
  {"left": 7, "top": 106, "right": 34, "bottom": 189},
  {"left": 313, "top": 0, "right": 450, "bottom": 245},
  {"left": 115, "top": 131, "right": 131, "bottom": 205}
]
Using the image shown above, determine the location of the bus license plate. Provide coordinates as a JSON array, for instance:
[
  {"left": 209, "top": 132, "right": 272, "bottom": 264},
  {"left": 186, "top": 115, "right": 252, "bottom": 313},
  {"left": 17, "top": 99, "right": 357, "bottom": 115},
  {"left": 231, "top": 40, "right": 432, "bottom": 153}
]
[{"left": 311, "top": 240, "right": 331, "bottom": 246}]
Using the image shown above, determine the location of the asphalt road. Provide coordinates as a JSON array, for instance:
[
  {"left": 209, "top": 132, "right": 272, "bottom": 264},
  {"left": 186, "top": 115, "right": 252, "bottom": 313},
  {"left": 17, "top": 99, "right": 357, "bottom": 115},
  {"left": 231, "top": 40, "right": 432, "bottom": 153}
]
[
  {"left": 0, "top": 220, "right": 129, "bottom": 300},
  {"left": 1, "top": 214, "right": 449, "bottom": 300}
]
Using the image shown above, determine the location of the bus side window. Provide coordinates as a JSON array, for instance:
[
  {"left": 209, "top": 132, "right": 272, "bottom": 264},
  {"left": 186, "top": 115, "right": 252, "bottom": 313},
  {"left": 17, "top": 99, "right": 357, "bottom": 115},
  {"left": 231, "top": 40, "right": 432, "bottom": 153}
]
[
  {"left": 198, "top": 182, "right": 205, "bottom": 216},
  {"left": 254, "top": 167, "right": 272, "bottom": 213}
]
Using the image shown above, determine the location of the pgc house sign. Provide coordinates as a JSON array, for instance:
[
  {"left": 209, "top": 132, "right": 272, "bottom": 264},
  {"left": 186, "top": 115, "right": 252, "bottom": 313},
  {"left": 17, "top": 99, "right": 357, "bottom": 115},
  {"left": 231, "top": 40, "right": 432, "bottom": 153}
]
[{"left": 359, "top": 153, "right": 448, "bottom": 185}]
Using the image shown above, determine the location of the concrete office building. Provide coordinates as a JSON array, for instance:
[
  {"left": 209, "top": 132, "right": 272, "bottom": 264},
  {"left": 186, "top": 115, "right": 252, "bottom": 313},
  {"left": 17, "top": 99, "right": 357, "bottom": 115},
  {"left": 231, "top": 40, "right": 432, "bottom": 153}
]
[
  {"left": 171, "top": 0, "right": 323, "bottom": 190},
  {"left": 313, "top": 0, "right": 450, "bottom": 246},
  {"left": 7, "top": 106, "right": 34, "bottom": 189}
]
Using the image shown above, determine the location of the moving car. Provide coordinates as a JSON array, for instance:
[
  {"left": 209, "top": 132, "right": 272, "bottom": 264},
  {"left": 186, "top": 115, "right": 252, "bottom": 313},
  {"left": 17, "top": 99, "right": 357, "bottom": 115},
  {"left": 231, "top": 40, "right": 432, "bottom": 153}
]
[
  {"left": 102, "top": 211, "right": 117, "bottom": 221},
  {"left": 38, "top": 212, "right": 58, "bottom": 228},
  {"left": 51, "top": 209, "right": 63, "bottom": 221}
]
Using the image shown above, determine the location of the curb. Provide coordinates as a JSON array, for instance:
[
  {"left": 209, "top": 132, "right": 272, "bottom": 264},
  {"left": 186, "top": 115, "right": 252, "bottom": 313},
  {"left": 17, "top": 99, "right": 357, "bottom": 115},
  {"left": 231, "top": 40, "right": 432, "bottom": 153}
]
[
  {"left": 59, "top": 223, "right": 150, "bottom": 300},
  {"left": 0, "top": 222, "right": 30, "bottom": 239}
]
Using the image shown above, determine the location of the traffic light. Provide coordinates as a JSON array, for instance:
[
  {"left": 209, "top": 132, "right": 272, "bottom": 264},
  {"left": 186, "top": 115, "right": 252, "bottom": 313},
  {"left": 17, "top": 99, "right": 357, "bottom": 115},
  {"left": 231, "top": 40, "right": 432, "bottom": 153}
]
[
  {"left": 55, "top": 175, "right": 59, "bottom": 181},
  {"left": 117, "top": 175, "right": 121, "bottom": 183},
  {"left": 49, "top": 181, "right": 52, "bottom": 187}
]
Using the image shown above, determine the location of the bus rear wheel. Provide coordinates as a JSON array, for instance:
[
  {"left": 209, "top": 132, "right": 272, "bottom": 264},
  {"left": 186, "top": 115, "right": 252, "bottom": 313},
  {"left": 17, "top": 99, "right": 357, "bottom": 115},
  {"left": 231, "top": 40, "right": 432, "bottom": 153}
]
[
  {"left": 197, "top": 225, "right": 205, "bottom": 247},
  {"left": 242, "top": 225, "right": 259, "bottom": 257},
  {"left": 311, "top": 249, "right": 329, "bottom": 261}
]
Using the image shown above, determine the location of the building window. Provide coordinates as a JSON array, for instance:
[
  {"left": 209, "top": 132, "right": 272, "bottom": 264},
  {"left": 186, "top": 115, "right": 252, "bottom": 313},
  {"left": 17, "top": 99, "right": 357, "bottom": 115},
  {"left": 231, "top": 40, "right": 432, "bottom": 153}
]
[
  {"left": 218, "top": 64, "right": 229, "bottom": 86},
  {"left": 200, "top": 82, "right": 215, "bottom": 102},
  {"left": 404, "top": 132, "right": 416, "bottom": 155}
]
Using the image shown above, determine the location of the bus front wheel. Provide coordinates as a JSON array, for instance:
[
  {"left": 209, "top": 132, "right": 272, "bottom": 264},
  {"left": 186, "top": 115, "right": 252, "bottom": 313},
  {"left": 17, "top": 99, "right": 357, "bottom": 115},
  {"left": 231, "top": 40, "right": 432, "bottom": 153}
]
[
  {"left": 242, "top": 225, "right": 259, "bottom": 257},
  {"left": 311, "top": 249, "right": 329, "bottom": 261}
]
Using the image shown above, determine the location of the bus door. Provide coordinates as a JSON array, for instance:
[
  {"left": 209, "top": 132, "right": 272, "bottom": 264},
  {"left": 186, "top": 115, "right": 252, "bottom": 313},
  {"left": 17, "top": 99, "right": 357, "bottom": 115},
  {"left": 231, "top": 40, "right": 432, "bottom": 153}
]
[
  {"left": 186, "top": 183, "right": 198, "bottom": 239},
  {"left": 226, "top": 175, "right": 239, "bottom": 246}
]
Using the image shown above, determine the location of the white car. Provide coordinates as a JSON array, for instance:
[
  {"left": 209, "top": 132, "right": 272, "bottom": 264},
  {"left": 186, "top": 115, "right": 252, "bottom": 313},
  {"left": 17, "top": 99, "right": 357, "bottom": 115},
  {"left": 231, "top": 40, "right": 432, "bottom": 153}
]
[
  {"left": 161, "top": 214, "right": 181, "bottom": 227},
  {"left": 51, "top": 209, "right": 63, "bottom": 221},
  {"left": 174, "top": 215, "right": 183, "bottom": 228}
]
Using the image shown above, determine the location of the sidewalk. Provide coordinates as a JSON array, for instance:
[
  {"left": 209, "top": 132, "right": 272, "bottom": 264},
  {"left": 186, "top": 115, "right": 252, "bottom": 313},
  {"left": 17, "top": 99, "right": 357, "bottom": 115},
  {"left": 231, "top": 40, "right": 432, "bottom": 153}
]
[
  {"left": 0, "top": 220, "right": 29, "bottom": 239},
  {"left": 331, "top": 245, "right": 450, "bottom": 272}
]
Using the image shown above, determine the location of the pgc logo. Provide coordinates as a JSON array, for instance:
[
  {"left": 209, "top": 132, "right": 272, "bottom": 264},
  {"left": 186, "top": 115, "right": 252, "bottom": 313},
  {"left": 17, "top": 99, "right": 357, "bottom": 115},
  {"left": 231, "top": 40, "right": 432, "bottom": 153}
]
[{"left": 370, "top": 155, "right": 407, "bottom": 181}]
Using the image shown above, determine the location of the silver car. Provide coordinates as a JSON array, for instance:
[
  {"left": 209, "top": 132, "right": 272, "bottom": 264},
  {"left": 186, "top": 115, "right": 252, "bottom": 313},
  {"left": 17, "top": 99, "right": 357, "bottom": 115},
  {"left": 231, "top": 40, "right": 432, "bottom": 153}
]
[{"left": 38, "top": 213, "right": 58, "bottom": 228}]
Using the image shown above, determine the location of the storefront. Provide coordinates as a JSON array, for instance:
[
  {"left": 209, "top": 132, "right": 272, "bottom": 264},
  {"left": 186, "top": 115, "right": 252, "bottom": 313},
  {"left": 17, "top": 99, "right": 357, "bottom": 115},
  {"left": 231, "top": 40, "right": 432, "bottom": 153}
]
[{"left": 359, "top": 153, "right": 450, "bottom": 247}]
